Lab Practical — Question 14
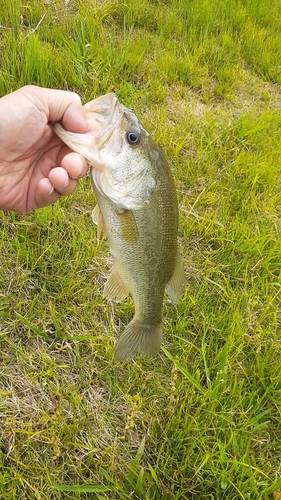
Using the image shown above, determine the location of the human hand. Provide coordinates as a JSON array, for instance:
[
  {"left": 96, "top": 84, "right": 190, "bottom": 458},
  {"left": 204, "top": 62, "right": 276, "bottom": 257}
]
[{"left": 0, "top": 85, "right": 89, "bottom": 213}]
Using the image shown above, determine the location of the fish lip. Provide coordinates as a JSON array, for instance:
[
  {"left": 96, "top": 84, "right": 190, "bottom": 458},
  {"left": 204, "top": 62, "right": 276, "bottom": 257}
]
[
  {"left": 84, "top": 92, "right": 119, "bottom": 127},
  {"left": 53, "top": 123, "right": 105, "bottom": 170},
  {"left": 53, "top": 93, "right": 123, "bottom": 168}
]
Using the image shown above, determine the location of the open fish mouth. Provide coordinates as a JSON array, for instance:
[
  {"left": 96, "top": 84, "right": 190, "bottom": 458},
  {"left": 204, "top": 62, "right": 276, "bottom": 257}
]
[
  {"left": 54, "top": 92, "right": 123, "bottom": 170},
  {"left": 83, "top": 93, "right": 122, "bottom": 144}
]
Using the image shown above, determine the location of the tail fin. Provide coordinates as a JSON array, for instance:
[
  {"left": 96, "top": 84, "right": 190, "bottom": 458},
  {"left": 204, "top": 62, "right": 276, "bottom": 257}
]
[{"left": 114, "top": 319, "right": 163, "bottom": 361}]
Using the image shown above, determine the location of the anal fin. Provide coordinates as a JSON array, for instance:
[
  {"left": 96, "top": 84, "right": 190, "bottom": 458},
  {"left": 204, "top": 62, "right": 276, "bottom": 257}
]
[
  {"left": 166, "top": 249, "right": 186, "bottom": 305},
  {"left": 103, "top": 268, "right": 130, "bottom": 303}
]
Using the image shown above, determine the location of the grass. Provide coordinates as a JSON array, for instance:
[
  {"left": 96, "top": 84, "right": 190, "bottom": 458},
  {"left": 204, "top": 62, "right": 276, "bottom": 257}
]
[{"left": 1, "top": 0, "right": 281, "bottom": 498}]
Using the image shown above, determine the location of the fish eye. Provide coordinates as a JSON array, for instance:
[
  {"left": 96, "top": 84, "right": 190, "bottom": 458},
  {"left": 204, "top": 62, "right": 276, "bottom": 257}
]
[{"left": 126, "top": 130, "right": 141, "bottom": 145}]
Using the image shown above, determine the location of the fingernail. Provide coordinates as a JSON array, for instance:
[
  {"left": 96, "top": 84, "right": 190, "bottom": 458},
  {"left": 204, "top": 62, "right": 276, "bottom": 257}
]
[
  {"left": 76, "top": 160, "right": 83, "bottom": 179},
  {"left": 47, "top": 187, "right": 54, "bottom": 196},
  {"left": 61, "top": 177, "right": 69, "bottom": 188}
]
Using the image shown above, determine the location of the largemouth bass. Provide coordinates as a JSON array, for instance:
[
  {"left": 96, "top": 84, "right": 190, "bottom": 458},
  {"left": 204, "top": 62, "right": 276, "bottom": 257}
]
[{"left": 54, "top": 93, "right": 186, "bottom": 361}]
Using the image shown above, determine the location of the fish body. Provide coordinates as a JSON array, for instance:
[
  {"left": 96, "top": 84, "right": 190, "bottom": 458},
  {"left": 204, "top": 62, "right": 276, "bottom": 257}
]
[{"left": 54, "top": 93, "right": 186, "bottom": 360}]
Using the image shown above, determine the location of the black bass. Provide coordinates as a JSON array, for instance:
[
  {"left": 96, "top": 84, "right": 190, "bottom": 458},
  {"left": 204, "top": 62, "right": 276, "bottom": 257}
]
[{"left": 54, "top": 93, "right": 186, "bottom": 361}]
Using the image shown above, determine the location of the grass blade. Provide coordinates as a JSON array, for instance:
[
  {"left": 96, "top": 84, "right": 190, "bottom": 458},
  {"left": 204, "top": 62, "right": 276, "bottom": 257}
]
[
  {"left": 53, "top": 484, "right": 111, "bottom": 492},
  {"left": 15, "top": 312, "right": 49, "bottom": 341},
  {"left": 126, "top": 436, "right": 146, "bottom": 485},
  {"left": 48, "top": 298, "right": 63, "bottom": 339},
  {"left": 162, "top": 347, "right": 205, "bottom": 394}
]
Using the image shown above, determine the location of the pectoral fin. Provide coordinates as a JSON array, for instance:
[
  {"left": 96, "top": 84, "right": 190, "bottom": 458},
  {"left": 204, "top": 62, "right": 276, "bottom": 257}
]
[
  {"left": 103, "top": 268, "right": 130, "bottom": 302},
  {"left": 92, "top": 204, "right": 107, "bottom": 242},
  {"left": 116, "top": 209, "right": 138, "bottom": 245},
  {"left": 166, "top": 249, "right": 186, "bottom": 305}
]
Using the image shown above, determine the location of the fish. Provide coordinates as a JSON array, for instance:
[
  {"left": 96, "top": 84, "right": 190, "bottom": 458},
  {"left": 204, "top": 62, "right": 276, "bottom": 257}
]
[{"left": 54, "top": 93, "right": 186, "bottom": 361}]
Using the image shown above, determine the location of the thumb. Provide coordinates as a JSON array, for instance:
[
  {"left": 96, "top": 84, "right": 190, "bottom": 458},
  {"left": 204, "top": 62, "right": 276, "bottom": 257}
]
[{"left": 34, "top": 86, "right": 89, "bottom": 133}]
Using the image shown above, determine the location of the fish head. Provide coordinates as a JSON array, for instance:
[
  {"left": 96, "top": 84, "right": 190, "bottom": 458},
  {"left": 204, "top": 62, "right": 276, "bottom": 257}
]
[{"left": 54, "top": 93, "right": 160, "bottom": 210}]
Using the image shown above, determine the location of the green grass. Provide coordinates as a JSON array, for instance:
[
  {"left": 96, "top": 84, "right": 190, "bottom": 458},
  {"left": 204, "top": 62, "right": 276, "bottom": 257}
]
[{"left": 1, "top": 0, "right": 281, "bottom": 498}]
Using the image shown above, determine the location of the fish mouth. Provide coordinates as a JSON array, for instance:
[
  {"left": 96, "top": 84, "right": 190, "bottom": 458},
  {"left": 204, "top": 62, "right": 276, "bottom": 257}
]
[
  {"left": 53, "top": 93, "right": 122, "bottom": 170},
  {"left": 54, "top": 93, "right": 156, "bottom": 211}
]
